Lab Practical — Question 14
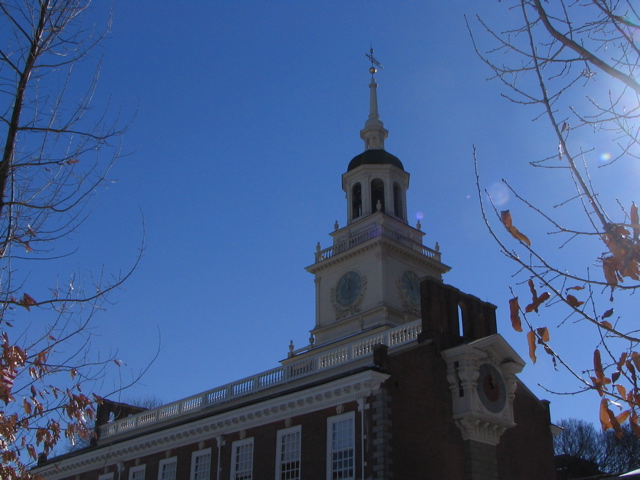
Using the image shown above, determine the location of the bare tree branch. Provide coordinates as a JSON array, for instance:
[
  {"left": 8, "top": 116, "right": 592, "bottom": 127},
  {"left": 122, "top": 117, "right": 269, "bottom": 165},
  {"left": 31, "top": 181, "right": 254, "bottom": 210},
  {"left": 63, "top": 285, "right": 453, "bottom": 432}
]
[{"left": 471, "top": 0, "right": 640, "bottom": 438}]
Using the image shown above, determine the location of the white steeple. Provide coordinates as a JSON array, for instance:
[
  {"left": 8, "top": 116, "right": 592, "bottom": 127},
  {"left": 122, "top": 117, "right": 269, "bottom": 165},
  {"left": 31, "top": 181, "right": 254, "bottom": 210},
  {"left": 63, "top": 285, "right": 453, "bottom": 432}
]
[
  {"left": 303, "top": 53, "right": 450, "bottom": 347},
  {"left": 360, "top": 49, "right": 388, "bottom": 150}
]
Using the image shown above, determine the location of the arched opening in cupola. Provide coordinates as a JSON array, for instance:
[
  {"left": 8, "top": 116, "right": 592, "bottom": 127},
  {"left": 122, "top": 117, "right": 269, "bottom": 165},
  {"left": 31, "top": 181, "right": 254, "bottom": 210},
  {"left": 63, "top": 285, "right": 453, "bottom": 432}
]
[
  {"left": 371, "top": 179, "right": 385, "bottom": 213},
  {"left": 393, "top": 182, "right": 403, "bottom": 219},
  {"left": 351, "top": 183, "right": 362, "bottom": 220}
]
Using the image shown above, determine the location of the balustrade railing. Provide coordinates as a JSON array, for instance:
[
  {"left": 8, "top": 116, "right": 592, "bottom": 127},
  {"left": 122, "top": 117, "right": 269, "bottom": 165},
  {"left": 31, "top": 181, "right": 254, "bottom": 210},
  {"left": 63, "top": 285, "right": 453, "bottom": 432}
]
[
  {"left": 98, "top": 320, "right": 422, "bottom": 440},
  {"left": 315, "top": 224, "right": 440, "bottom": 263}
]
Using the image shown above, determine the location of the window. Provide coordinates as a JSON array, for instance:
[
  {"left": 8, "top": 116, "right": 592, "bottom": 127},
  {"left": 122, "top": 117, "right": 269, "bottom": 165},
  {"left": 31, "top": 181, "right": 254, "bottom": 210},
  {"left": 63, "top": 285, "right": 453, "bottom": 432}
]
[
  {"left": 231, "top": 438, "right": 254, "bottom": 480},
  {"left": 327, "top": 412, "right": 355, "bottom": 480},
  {"left": 276, "top": 426, "right": 301, "bottom": 480},
  {"left": 190, "top": 448, "right": 211, "bottom": 480},
  {"left": 158, "top": 457, "right": 177, "bottom": 480},
  {"left": 129, "top": 465, "right": 146, "bottom": 480}
]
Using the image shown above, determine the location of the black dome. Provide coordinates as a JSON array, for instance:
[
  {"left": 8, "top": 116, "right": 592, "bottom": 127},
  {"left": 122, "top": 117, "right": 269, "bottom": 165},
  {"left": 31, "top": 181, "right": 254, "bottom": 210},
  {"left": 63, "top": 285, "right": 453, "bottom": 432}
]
[{"left": 347, "top": 149, "right": 404, "bottom": 172}]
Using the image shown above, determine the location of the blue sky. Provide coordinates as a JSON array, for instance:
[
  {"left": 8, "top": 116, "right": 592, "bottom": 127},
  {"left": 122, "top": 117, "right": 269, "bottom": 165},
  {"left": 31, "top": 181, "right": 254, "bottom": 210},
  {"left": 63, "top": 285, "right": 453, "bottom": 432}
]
[{"left": 29, "top": 1, "right": 639, "bottom": 430}]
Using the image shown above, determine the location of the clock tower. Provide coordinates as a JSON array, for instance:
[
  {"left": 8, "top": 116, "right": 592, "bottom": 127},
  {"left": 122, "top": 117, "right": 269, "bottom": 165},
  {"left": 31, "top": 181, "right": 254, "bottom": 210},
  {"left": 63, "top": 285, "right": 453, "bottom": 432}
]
[{"left": 306, "top": 56, "right": 450, "bottom": 347}]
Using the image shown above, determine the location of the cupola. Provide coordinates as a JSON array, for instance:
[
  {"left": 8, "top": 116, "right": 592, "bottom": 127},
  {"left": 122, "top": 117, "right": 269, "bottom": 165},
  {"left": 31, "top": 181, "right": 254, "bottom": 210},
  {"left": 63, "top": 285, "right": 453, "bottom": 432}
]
[{"left": 343, "top": 50, "right": 409, "bottom": 225}]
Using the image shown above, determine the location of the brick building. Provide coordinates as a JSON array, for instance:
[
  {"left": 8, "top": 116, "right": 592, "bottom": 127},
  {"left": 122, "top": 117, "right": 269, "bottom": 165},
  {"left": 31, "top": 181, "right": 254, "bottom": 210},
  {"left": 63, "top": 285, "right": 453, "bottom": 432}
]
[{"left": 34, "top": 63, "right": 557, "bottom": 480}]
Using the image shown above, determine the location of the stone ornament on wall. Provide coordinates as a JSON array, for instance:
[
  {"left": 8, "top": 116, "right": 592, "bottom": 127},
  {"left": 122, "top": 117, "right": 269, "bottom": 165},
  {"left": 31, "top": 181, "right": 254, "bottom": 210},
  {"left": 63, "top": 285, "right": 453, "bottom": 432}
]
[
  {"left": 330, "top": 271, "right": 367, "bottom": 320},
  {"left": 441, "top": 334, "right": 525, "bottom": 446}
]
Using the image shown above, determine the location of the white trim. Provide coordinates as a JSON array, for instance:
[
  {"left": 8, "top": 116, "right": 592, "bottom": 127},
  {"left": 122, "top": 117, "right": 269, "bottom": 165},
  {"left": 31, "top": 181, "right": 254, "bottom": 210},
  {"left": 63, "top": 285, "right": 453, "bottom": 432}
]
[
  {"left": 157, "top": 456, "right": 177, "bottom": 480},
  {"left": 275, "top": 425, "right": 301, "bottom": 480},
  {"left": 230, "top": 437, "right": 254, "bottom": 480},
  {"left": 128, "top": 464, "right": 146, "bottom": 480},
  {"left": 327, "top": 411, "right": 356, "bottom": 480},
  {"left": 190, "top": 448, "right": 212, "bottom": 480},
  {"left": 33, "top": 370, "right": 389, "bottom": 479}
]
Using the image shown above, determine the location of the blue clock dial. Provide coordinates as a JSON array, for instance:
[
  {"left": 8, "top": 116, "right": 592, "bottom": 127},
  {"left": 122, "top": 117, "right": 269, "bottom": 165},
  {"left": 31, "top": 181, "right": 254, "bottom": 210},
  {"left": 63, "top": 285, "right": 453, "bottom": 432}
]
[
  {"left": 336, "top": 271, "right": 363, "bottom": 306},
  {"left": 401, "top": 271, "right": 420, "bottom": 306}
]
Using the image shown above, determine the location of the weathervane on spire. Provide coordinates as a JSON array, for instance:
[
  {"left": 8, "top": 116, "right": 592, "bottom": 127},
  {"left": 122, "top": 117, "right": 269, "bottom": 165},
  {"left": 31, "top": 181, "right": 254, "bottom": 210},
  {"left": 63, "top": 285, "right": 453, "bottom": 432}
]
[
  {"left": 361, "top": 47, "right": 388, "bottom": 150},
  {"left": 365, "top": 47, "right": 383, "bottom": 78}
]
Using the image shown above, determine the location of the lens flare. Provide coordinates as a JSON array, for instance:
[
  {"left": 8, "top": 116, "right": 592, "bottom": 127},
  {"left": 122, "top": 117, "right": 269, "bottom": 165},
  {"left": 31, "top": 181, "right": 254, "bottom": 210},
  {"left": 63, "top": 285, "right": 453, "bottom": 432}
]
[
  {"left": 600, "top": 152, "right": 612, "bottom": 163},
  {"left": 487, "top": 182, "right": 509, "bottom": 206},
  {"left": 415, "top": 211, "right": 424, "bottom": 220}
]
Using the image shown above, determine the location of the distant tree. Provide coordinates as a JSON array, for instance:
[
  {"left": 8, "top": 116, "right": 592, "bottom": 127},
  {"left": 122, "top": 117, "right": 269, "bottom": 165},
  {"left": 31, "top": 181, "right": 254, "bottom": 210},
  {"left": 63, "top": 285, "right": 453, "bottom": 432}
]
[
  {"left": 470, "top": 0, "right": 640, "bottom": 436},
  {"left": 554, "top": 418, "right": 603, "bottom": 466},
  {"left": 0, "top": 2, "right": 140, "bottom": 478},
  {"left": 555, "top": 418, "right": 640, "bottom": 474},
  {"left": 121, "top": 396, "right": 163, "bottom": 411},
  {"left": 601, "top": 423, "right": 640, "bottom": 474}
]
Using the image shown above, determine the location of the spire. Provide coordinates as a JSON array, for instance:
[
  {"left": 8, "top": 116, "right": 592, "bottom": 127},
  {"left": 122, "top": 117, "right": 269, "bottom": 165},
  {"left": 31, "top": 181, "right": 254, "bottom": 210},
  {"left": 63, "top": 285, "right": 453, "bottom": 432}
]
[{"left": 360, "top": 48, "right": 388, "bottom": 150}]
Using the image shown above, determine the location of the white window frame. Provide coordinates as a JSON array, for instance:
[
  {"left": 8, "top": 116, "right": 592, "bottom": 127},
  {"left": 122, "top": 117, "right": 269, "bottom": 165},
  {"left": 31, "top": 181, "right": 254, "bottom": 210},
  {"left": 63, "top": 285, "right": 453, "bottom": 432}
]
[
  {"left": 98, "top": 474, "right": 114, "bottom": 480},
  {"left": 190, "top": 448, "right": 212, "bottom": 480},
  {"left": 327, "top": 411, "right": 356, "bottom": 480},
  {"left": 230, "top": 437, "right": 254, "bottom": 480},
  {"left": 128, "top": 465, "right": 146, "bottom": 480},
  {"left": 158, "top": 456, "right": 177, "bottom": 480},
  {"left": 276, "top": 425, "right": 302, "bottom": 480}
]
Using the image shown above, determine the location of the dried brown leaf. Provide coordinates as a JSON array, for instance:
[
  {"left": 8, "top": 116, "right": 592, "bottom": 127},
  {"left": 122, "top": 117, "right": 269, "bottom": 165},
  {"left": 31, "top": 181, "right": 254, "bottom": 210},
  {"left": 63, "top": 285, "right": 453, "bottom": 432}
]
[
  {"left": 618, "top": 410, "right": 631, "bottom": 426},
  {"left": 632, "top": 352, "right": 640, "bottom": 372},
  {"left": 600, "top": 398, "right": 612, "bottom": 430},
  {"left": 536, "top": 327, "right": 550, "bottom": 343},
  {"left": 632, "top": 202, "right": 639, "bottom": 239},
  {"left": 526, "top": 292, "right": 550, "bottom": 313},
  {"left": 609, "top": 408, "right": 623, "bottom": 438},
  {"left": 617, "top": 352, "right": 628, "bottom": 371},
  {"left": 594, "top": 350, "right": 604, "bottom": 381},
  {"left": 509, "top": 297, "right": 522, "bottom": 332},
  {"left": 567, "top": 285, "right": 585, "bottom": 291},
  {"left": 501, "top": 210, "right": 531, "bottom": 246},
  {"left": 527, "top": 330, "right": 537, "bottom": 363},
  {"left": 566, "top": 294, "right": 584, "bottom": 308}
]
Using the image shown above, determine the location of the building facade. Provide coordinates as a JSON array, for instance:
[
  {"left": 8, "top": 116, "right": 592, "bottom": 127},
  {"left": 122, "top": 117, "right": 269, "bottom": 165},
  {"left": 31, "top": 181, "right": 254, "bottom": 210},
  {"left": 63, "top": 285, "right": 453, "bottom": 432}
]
[{"left": 34, "top": 65, "right": 557, "bottom": 480}]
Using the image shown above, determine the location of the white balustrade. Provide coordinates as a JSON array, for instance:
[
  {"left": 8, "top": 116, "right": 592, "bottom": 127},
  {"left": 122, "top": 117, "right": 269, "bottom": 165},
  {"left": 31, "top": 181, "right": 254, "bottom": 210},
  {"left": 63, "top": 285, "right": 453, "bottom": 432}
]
[
  {"left": 159, "top": 403, "right": 180, "bottom": 419},
  {"left": 138, "top": 410, "right": 157, "bottom": 426},
  {"left": 315, "top": 223, "right": 440, "bottom": 263},
  {"left": 98, "top": 319, "right": 422, "bottom": 440}
]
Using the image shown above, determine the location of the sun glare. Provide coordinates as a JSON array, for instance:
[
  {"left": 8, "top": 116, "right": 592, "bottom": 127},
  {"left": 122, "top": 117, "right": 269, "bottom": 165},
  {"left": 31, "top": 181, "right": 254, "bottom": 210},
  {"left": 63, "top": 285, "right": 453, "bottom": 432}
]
[
  {"left": 599, "top": 152, "right": 612, "bottom": 163},
  {"left": 487, "top": 182, "right": 509, "bottom": 206}
]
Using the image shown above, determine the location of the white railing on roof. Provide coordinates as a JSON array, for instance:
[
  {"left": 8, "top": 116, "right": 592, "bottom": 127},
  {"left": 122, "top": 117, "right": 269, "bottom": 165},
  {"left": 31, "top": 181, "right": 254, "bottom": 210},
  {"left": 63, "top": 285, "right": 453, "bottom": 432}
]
[
  {"left": 314, "top": 223, "right": 440, "bottom": 263},
  {"left": 98, "top": 319, "right": 422, "bottom": 440}
]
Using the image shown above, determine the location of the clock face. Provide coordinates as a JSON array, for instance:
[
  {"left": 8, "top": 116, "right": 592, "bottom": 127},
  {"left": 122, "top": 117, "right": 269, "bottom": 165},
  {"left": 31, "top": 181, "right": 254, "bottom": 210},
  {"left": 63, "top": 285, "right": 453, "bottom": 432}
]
[
  {"left": 401, "top": 271, "right": 420, "bottom": 306},
  {"left": 335, "top": 271, "right": 363, "bottom": 306},
  {"left": 476, "top": 363, "right": 507, "bottom": 413}
]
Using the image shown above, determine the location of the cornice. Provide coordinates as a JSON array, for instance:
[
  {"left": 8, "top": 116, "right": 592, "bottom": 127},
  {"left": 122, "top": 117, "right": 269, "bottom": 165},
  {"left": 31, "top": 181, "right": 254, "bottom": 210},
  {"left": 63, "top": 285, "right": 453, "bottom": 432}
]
[{"left": 34, "top": 370, "right": 389, "bottom": 479}]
